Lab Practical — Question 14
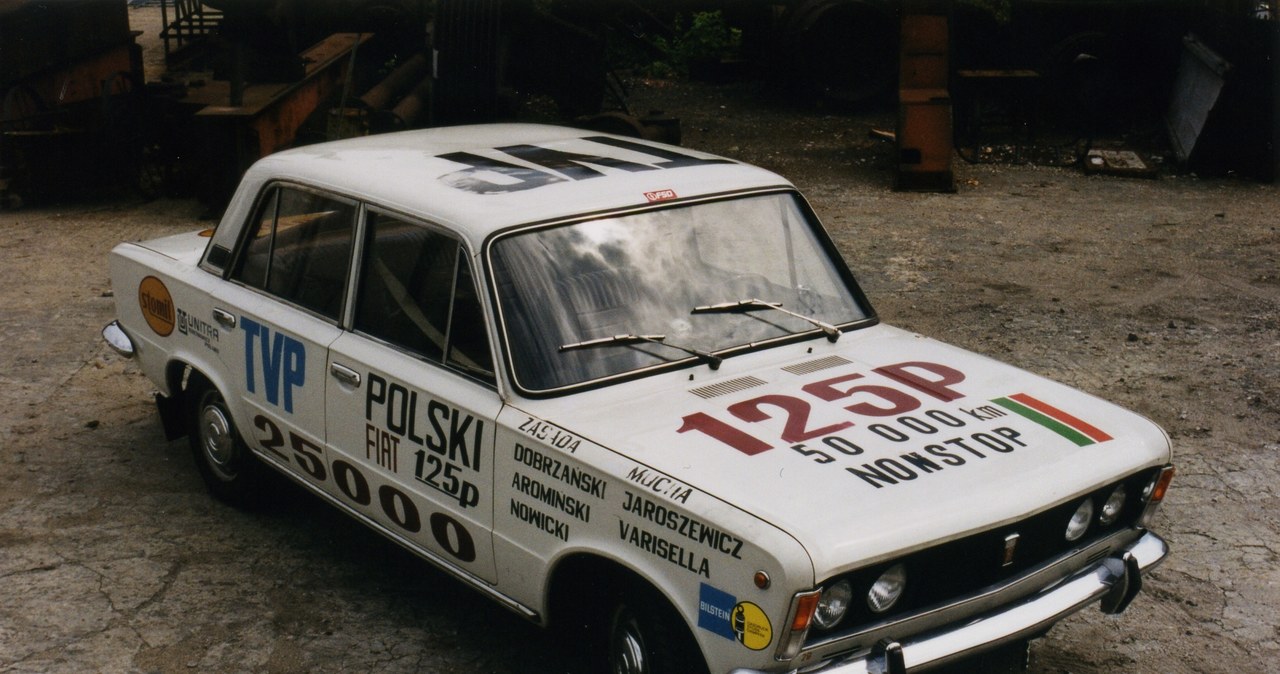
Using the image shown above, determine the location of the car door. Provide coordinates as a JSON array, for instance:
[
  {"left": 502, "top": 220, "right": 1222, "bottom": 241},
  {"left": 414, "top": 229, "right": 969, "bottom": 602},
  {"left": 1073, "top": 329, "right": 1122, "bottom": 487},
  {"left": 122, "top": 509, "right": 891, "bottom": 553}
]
[
  {"left": 325, "top": 207, "right": 501, "bottom": 582},
  {"left": 217, "top": 184, "right": 354, "bottom": 491}
]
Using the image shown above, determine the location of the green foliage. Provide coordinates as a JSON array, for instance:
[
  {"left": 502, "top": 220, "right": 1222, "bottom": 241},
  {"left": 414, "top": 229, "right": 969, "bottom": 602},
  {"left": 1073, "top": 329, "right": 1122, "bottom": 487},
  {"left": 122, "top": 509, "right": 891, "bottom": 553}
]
[
  {"left": 645, "top": 11, "right": 742, "bottom": 78},
  {"left": 958, "top": 0, "right": 1013, "bottom": 24}
]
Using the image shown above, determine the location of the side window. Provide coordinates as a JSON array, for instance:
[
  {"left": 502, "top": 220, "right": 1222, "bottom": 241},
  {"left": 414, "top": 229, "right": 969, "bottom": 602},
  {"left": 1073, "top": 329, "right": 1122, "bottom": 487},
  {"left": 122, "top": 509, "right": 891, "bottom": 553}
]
[
  {"left": 355, "top": 211, "right": 495, "bottom": 384},
  {"left": 447, "top": 260, "right": 495, "bottom": 381},
  {"left": 237, "top": 189, "right": 277, "bottom": 289},
  {"left": 232, "top": 185, "right": 356, "bottom": 321}
]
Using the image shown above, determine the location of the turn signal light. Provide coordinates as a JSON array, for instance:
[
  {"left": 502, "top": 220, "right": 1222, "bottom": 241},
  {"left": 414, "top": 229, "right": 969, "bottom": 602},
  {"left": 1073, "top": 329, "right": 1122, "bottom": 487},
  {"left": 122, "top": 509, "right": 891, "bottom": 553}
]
[
  {"left": 1150, "top": 466, "right": 1175, "bottom": 502},
  {"left": 1140, "top": 465, "right": 1175, "bottom": 526},
  {"left": 791, "top": 591, "right": 821, "bottom": 632},
  {"left": 776, "top": 590, "right": 823, "bottom": 661}
]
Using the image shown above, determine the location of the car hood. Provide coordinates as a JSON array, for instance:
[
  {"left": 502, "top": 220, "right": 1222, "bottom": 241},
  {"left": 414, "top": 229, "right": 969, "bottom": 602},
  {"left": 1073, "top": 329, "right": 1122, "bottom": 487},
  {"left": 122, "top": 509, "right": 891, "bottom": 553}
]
[{"left": 518, "top": 324, "right": 1171, "bottom": 579}]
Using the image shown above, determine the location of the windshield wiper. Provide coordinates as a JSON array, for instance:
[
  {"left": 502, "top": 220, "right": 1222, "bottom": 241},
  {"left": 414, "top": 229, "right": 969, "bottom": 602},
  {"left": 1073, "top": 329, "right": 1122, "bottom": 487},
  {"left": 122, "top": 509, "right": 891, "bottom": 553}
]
[
  {"left": 692, "top": 298, "right": 842, "bottom": 342},
  {"left": 559, "top": 334, "right": 722, "bottom": 370}
]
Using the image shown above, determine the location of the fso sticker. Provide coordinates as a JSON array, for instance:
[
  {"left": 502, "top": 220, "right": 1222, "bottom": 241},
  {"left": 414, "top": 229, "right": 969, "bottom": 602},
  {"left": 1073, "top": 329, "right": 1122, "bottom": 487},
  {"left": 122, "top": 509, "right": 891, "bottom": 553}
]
[
  {"left": 698, "top": 583, "right": 773, "bottom": 650},
  {"left": 644, "top": 189, "right": 677, "bottom": 203},
  {"left": 138, "top": 276, "right": 175, "bottom": 336}
]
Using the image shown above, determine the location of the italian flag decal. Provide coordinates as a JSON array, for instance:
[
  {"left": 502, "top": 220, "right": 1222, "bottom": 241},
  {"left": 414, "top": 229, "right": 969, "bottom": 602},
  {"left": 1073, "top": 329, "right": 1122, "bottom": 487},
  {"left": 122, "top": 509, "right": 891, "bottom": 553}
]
[{"left": 992, "top": 393, "right": 1113, "bottom": 447}]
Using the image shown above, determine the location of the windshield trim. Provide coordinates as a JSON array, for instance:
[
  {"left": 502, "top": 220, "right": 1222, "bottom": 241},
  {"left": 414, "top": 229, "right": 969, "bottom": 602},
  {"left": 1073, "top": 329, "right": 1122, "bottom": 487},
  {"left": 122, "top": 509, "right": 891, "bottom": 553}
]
[{"left": 482, "top": 186, "right": 879, "bottom": 398}]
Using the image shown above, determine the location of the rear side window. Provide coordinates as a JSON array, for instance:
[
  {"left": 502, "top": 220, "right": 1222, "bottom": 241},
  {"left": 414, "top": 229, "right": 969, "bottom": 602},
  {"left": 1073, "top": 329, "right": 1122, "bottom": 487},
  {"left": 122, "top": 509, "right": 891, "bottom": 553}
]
[
  {"left": 354, "top": 210, "right": 495, "bottom": 384},
  {"left": 233, "top": 185, "right": 356, "bottom": 321}
]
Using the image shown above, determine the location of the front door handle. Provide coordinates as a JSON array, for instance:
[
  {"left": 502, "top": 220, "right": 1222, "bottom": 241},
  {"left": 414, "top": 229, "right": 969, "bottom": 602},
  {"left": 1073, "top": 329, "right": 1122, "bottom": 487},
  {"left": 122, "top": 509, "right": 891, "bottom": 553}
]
[
  {"left": 212, "top": 308, "right": 237, "bottom": 329},
  {"left": 330, "top": 362, "right": 361, "bottom": 388}
]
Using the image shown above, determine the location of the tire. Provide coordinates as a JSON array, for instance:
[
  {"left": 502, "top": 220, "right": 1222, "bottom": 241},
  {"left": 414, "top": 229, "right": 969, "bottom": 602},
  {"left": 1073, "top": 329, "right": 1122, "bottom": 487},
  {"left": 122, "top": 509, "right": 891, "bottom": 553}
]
[
  {"left": 188, "top": 382, "right": 263, "bottom": 507},
  {"left": 602, "top": 580, "right": 706, "bottom": 674},
  {"left": 976, "top": 639, "right": 1031, "bottom": 673}
]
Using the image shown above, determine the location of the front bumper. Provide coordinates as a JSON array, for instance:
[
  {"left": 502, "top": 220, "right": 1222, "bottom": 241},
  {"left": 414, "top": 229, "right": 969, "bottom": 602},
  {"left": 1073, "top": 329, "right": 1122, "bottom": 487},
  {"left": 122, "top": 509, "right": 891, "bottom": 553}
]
[{"left": 739, "top": 531, "right": 1168, "bottom": 674}]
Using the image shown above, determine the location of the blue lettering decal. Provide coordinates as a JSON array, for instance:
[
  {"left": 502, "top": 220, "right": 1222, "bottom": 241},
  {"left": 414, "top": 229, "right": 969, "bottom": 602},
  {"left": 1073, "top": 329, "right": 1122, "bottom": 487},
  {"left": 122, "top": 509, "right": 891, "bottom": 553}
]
[
  {"left": 697, "top": 583, "right": 737, "bottom": 641},
  {"left": 260, "top": 328, "right": 284, "bottom": 407},
  {"left": 240, "top": 315, "right": 305, "bottom": 413},
  {"left": 283, "top": 338, "right": 305, "bottom": 412},
  {"left": 241, "top": 316, "right": 262, "bottom": 394}
]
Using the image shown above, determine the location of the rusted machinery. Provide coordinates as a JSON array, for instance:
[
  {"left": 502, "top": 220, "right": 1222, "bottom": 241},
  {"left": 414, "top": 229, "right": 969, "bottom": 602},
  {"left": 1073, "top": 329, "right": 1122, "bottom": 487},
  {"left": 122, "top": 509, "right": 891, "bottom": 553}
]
[
  {"left": 190, "top": 33, "right": 372, "bottom": 204},
  {"left": 0, "top": 0, "right": 143, "bottom": 206},
  {"left": 3, "top": 0, "right": 1272, "bottom": 207},
  {"left": 895, "top": 0, "right": 953, "bottom": 192}
]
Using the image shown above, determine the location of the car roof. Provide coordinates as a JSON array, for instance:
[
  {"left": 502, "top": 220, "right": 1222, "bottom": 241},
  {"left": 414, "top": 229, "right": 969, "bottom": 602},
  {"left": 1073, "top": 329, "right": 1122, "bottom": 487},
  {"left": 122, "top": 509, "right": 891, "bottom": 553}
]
[{"left": 243, "top": 123, "right": 792, "bottom": 242}]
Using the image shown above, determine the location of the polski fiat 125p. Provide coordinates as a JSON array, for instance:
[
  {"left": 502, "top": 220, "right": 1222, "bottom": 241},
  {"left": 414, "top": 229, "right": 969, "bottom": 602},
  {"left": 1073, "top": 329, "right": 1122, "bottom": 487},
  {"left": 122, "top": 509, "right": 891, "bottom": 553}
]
[{"left": 104, "top": 125, "right": 1174, "bottom": 674}]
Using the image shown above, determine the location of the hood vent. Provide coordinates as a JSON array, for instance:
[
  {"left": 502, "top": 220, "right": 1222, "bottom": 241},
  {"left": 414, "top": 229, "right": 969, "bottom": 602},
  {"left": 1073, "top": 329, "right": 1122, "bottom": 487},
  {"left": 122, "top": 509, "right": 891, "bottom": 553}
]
[
  {"left": 689, "top": 376, "right": 767, "bottom": 399},
  {"left": 783, "top": 355, "right": 852, "bottom": 375}
]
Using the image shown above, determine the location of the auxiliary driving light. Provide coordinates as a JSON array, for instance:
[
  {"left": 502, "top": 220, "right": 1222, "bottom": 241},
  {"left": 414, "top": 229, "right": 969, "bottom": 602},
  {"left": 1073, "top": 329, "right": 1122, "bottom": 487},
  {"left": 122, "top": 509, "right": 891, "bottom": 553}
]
[
  {"left": 1099, "top": 485, "right": 1127, "bottom": 526},
  {"left": 867, "top": 564, "right": 907, "bottom": 614}
]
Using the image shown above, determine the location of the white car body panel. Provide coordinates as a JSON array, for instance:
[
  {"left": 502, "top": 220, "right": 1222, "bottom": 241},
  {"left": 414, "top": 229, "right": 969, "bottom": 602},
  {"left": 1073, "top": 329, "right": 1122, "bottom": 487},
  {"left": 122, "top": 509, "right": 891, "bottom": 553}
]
[{"left": 523, "top": 323, "right": 1169, "bottom": 580}]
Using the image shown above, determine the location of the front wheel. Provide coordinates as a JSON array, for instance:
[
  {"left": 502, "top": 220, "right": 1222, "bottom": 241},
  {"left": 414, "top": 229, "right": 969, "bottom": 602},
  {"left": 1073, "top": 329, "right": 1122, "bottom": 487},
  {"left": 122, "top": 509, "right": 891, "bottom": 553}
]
[
  {"left": 188, "top": 383, "right": 263, "bottom": 507},
  {"left": 603, "top": 582, "right": 706, "bottom": 674}
]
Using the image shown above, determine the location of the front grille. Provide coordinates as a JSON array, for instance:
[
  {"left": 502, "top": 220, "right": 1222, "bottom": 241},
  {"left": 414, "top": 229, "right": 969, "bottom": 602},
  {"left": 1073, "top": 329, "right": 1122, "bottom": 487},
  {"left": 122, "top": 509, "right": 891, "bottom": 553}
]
[{"left": 807, "top": 467, "right": 1160, "bottom": 644}]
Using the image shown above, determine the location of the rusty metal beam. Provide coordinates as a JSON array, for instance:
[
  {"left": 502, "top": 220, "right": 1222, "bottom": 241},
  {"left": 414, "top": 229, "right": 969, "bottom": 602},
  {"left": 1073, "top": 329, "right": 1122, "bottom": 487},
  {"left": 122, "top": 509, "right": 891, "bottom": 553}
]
[
  {"left": 191, "top": 33, "right": 371, "bottom": 205},
  {"left": 196, "top": 33, "right": 371, "bottom": 158}
]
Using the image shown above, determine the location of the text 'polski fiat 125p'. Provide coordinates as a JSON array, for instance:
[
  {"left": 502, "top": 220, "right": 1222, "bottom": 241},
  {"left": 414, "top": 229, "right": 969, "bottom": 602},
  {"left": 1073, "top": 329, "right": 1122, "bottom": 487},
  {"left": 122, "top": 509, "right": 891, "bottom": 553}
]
[{"left": 105, "top": 125, "right": 1175, "bottom": 674}]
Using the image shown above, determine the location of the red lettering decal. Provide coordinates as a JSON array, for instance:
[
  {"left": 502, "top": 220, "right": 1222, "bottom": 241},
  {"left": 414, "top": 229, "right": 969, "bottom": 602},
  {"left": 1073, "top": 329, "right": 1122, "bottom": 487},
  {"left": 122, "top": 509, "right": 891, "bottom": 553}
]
[
  {"left": 728, "top": 395, "right": 854, "bottom": 443},
  {"left": 874, "top": 362, "right": 967, "bottom": 402},
  {"left": 679, "top": 412, "right": 773, "bottom": 456},
  {"left": 802, "top": 372, "right": 921, "bottom": 417}
]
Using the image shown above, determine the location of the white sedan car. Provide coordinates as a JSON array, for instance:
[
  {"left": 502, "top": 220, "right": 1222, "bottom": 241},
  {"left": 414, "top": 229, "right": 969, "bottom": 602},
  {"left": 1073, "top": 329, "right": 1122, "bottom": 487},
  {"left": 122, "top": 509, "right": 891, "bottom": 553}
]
[{"left": 105, "top": 124, "right": 1174, "bottom": 674}]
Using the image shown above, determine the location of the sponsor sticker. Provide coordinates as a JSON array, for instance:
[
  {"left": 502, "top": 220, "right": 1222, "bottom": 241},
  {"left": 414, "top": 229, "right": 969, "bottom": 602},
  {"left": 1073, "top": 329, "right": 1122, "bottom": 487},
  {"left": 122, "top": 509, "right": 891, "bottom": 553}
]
[
  {"left": 138, "top": 276, "right": 175, "bottom": 336},
  {"left": 177, "top": 307, "right": 220, "bottom": 352},
  {"left": 644, "top": 189, "right": 677, "bottom": 203},
  {"left": 698, "top": 583, "right": 773, "bottom": 650}
]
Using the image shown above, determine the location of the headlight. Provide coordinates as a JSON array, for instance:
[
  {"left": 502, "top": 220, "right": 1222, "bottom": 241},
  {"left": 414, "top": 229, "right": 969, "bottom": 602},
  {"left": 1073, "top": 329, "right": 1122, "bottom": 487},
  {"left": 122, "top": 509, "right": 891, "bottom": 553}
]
[
  {"left": 812, "top": 579, "right": 853, "bottom": 629},
  {"left": 1098, "top": 485, "right": 1126, "bottom": 526},
  {"left": 1065, "top": 498, "right": 1094, "bottom": 541},
  {"left": 867, "top": 563, "right": 907, "bottom": 614}
]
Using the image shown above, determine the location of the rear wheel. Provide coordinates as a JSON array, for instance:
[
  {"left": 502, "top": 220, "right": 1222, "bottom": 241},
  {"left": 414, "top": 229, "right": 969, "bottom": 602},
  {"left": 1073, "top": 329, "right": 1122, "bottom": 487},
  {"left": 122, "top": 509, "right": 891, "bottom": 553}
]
[{"left": 188, "top": 382, "right": 263, "bottom": 507}]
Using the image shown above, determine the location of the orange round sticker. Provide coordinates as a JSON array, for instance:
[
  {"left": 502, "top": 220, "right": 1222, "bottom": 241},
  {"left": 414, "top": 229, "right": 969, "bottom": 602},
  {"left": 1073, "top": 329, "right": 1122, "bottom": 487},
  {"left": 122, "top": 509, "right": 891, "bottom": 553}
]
[{"left": 138, "top": 276, "right": 175, "bottom": 336}]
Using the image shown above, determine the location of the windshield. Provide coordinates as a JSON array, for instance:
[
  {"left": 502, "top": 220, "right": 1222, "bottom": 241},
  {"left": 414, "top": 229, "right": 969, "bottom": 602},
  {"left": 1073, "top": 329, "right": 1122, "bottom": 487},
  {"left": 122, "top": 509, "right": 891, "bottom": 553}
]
[{"left": 489, "top": 192, "right": 869, "bottom": 391}]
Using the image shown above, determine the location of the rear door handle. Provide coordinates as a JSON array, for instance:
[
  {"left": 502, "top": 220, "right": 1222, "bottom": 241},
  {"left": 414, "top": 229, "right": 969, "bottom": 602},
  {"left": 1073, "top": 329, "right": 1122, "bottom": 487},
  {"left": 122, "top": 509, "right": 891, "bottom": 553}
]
[{"left": 330, "top": 362, "right": 361, "bottom": 388}]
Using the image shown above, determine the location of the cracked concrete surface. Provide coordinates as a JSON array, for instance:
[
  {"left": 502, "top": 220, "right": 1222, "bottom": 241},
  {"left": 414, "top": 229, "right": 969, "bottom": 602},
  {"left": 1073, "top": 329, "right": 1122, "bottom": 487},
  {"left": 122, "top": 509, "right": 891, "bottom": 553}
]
[{"left": 2, "top": 77, "right": 1279, "bottom": 672}]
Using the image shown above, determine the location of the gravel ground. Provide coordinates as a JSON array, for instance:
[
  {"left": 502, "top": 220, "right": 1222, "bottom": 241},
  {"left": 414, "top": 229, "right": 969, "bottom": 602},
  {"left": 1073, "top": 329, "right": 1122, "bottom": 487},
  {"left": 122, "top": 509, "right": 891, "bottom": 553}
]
[{"left": 1, "top": 8, "right": 1277, "bottom": 673}]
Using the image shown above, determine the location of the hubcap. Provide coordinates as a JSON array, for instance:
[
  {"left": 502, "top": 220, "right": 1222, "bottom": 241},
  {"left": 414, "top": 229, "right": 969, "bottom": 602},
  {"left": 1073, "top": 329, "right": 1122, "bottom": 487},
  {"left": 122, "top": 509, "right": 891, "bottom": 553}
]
[
  {"left": 610, "top": 608, "right": 647, "bottom": 674},
  {"left": 200, "top": 402, "right": 237, "bottom": 480}
]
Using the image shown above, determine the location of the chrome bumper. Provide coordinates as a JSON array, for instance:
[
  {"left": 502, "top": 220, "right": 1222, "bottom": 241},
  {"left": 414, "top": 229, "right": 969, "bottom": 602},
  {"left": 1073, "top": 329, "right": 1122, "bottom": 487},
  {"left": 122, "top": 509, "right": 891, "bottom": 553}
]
[{"left": 740, "top": 531, "right": 1168, "bottom": 674}]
